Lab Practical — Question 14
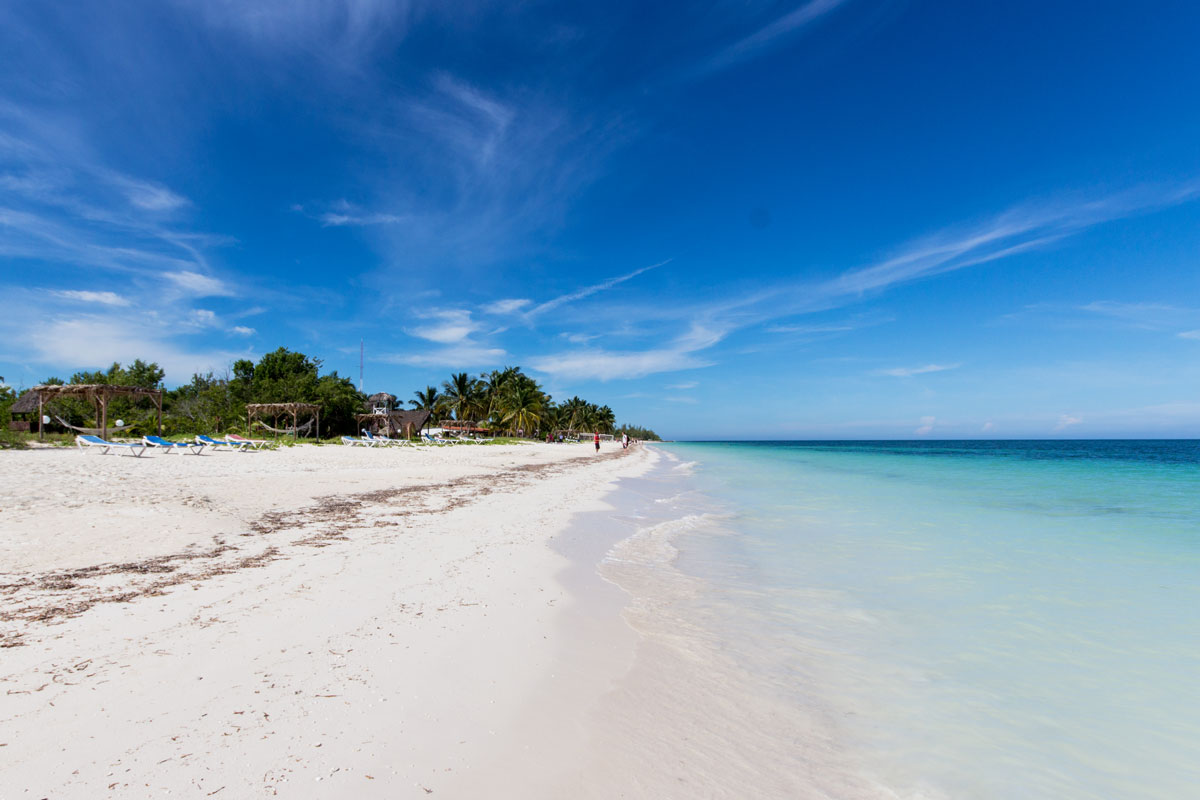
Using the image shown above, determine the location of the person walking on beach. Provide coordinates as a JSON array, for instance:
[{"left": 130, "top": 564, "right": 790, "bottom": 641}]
[
  {"left": 622, "top": 433, "right": 629, "bottom": 450},
  {"left": 594, "top": 431, "right": 600, "bottom": 453}
]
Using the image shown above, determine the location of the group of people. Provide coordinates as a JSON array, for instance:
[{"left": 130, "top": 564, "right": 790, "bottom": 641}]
[
  {"left": 543, "top": 431, "right": 633, "bottom": 450},
  {"left": 592, "top": 431, "right": 632, "bottom": 452}
]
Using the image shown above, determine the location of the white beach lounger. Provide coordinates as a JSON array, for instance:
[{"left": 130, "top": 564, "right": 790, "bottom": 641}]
[
  {"left": 227, "top": 434, "right": 273, "bottom": 449},
  {"left": 144, "top": 435, "right": 205, "bottom": 455},
  {"left": 196, "top": 434, "right": 250, "bottom": 451},
  {"left": 342, "top": 435, "right": 372, "bottom": 446},
  {"left": 76, "top": 434, "right": 148, "bottom": 457}
]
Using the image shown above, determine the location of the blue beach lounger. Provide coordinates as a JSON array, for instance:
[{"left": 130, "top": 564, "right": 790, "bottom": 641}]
[
  {"left": 143, "top": 435, "right": 205, "bottom": 455},
  {"left": 196, "top": 435, "right": 250, "bottom": 451},
  {"left": 76, "top": 434, "right": 148, "bottom": 457},
  {"left": 341, "top": 435, "right": 371, "bottom": 446}
]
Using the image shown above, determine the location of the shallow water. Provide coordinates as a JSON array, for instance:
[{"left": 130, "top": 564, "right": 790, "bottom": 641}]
[{"left": 602, "top": 441, "right": 1200, "bottom": 799}]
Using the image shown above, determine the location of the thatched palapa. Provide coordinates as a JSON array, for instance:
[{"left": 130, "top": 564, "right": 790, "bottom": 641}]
[{"left": 356, "top": 408, "right": 431, "bottom": 439}]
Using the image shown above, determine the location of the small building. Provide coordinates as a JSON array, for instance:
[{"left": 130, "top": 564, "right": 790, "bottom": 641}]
[
  {"left": 358, "top": 407, "right": 431, "bottom": 439},
  {"left": 8, "top": 390, "right": 39, "bottom": 432}
]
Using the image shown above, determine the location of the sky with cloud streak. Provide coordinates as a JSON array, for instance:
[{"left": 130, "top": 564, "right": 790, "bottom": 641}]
[{"left": 2, "top": 1, "right": 1200, "bottom": 438}]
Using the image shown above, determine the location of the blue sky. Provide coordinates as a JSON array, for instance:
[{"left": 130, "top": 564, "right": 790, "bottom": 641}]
[{"left": 2, "top": 1, "right": 1200, "bottom": 439}]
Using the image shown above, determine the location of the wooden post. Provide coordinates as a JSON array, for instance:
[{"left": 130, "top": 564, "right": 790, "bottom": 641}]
[
  {"left": 292, "top": 408, "right": 298, "bottom": 440},
  {"left": 99, "top": 393, "right": 108, "bottom": 441},
  {"left": 38, "top": 390, "right": 44, "bottom": 442},
  {"left": 156, "top": 391, "right": 163, "bottom": 435},
  {"left": 316, "top": 409, "right": 320, "bottom": 441}
]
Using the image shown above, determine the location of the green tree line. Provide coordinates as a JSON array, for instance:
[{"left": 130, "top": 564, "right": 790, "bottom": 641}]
[{"left": 8, "top": 349, "right": 660, "bottom": 441}]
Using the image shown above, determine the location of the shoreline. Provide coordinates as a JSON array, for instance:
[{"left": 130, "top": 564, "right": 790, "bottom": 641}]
[{"left": 0, "top": 442, "right": 655, "bottom": 796}]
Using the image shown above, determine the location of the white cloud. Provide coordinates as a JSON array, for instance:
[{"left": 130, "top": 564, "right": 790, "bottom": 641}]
[
  {"left": 407, "top": 309, "right": 479, "bottom": 344},
  {"left": 189, "top": 308, "right": 218, "bottom": 326},
  {"left": 701, "top": 0, "right": 849, "bottom": 75},
  {"left": 1054, "top": 414, "right": 1083, "bottom": 431},
  {"left": 484, "top": 298, "right": 532, "bottom": 315},
  {"left": 529, "top": 348, "right": 711, "bottom": 380},
  {"left": 230, "top": 325, "right": 256, "bottom": 336},
  {"left": 51, "top": 290, "right": 130, "bottom": 307},
  {"left": 112, "top": 176, "right": 188, "bottom": 212},
  {"left": 667, "top": 381, "right": 698, "bottom": 390},
  {"left": 24, "top": 314, "right": 243, "bottom": 382},
  {"left": 666, "top": 395, "right": 699, "bottom": 404},
  {"left": 320, "top": 211, "right": 405, "bottom": 226},
  {"left": 914, "top": 416, "right": 936, "bottom": 436},
  {"left": 878, "top": 363, "right": 961, "bottom": 378},
  {"left": 981, "top": 421, "right": 995, "bottom": 432},
  {"left": 379, "top": 344, "right": 506, "bottom": 368},
  {"left": 1178, "top": 330, "right": 1200, "bottom": 340},
  {"left": 526, "top": 260, "right": 668, "bottom": 318},
  {"left": 561, "top": 332, "right": 599, "bottom": 344},
  {"left": 164, "top": 271, "right": 234, "bottom": 296}
]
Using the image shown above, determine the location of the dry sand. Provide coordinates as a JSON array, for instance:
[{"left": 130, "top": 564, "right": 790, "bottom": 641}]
[{"left": 0, "top": 440, "right": 656, "bottom": 797}]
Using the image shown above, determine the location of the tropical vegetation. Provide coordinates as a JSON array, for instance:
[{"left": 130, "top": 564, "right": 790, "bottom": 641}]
[{"left": 4, "top": 348, "right": 660, "bottom": 442}]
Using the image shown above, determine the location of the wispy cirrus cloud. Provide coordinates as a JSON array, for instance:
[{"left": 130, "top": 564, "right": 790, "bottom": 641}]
[
  {"left": 524, "top": 260, "right": 669, "bottom": 318},
  {"left": 526, "top": 180, "right": 1200, "bottom": 380},
  {"left": 50, "top": 290, "right": 130, "bottom": 307},
  {"left": 700, "top": 0, "right": 851, "bottom": 76},
  {"left": 530, "top": 321, "right": 725, "bottom": 380},
  {"left": 827, "top": 182, "right": 1200, "bottom": 299},
  {"left": 378, "top": 344, "right": 507, "bottom": 369},
  {"left": 406, "top": 309, "right": 480, "bottom": 344},
  {"left": 484, "top": 298, "right": 531, "bottom": 315},
  {"left": 877, "top": 363, "right": 961, "bottom": 378},
  {"left": 164, "top": 271, "right": 235, "bottom": 297}
]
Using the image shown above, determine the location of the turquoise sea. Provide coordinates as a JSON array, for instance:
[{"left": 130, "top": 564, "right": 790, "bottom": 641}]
[{"left": 605, "top": 441, "right": 1200, "bottom": 799}]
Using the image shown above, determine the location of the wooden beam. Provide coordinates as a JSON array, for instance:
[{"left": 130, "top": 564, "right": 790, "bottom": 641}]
[
  {"left": 37, "top": 390, "right": 44, "bottom": 442},
  {"left": 99, "top": 393, "right": 108, "bottom": 441},
  {"left": 156, "top": 391, "right": 163, "bottom": 436}
]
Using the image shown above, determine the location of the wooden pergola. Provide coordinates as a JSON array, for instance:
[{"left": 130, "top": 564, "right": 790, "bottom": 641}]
[
  {"left": 32, "top": 384, "right": 163, "bottom": 442},
  {"left": 246, "top": 403, "right": 320, "bottom": 440}
]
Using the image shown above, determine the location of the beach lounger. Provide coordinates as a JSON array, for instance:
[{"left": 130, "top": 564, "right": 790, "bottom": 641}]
[
  {"left": 227, "top": 434, "right": 273, "bottom": 449},
  {"left": 196, "top": 434, "right": 250, "bottom": 451},
  {"left": 341, "top": 435, "right": 373, "bottom": 446},
  {"left": 76, "top": 434, "right": 148, "bottom": 457},
  {"left": 362, "top": 430, "right": 400, "bottom": 446},
  {"left": 144, "top": 435, "right": 205, "bottom": 455},
  {"left": 422, "top": 433, "right": 450, "bottom": 446}
]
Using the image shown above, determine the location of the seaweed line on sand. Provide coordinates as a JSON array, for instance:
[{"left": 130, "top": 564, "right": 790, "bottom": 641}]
[{"left": 0, "top": 448, "right": 627, "bottom": 647}]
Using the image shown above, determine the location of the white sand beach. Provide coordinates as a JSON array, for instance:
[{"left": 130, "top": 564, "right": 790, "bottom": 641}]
[{"left": 0, "top": 441, "right": 656, "bottom": 797}]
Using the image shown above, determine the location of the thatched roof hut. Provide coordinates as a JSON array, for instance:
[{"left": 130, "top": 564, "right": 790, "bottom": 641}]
[
  {"left": 364, "top": 392, "right": 396, "bottom": 411},
  {"left": 10, "top": 390, "right": 39, "bottom": 415},
  {"left": 356, "top": 408, "right": 431, "bottom": 438}
]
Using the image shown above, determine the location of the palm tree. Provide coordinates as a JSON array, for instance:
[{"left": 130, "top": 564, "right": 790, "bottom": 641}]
[
  {"left": 442, "top": 372, "right": 484, "bottom": 421},
  {"left": 410, "top": 386, "right": 443, "bottom": 431},
  {"left": 595, "top": 405, "right": 616, "bottom": 434},
  {"left": 498, "top": 381, "right": 544, "bottom": 437},
  {"left": 561, "top": 396, "right": 588, "bottom": 431}
]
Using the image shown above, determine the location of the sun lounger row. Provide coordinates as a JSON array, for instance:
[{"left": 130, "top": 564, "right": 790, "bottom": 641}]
[{"left": 76, "top": 433, "right": 276, "bottom": 456}]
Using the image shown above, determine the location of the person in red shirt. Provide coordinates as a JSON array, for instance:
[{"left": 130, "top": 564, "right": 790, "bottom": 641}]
[{"left": 594, "top": 431, "right": 600, "bottom": 452}]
